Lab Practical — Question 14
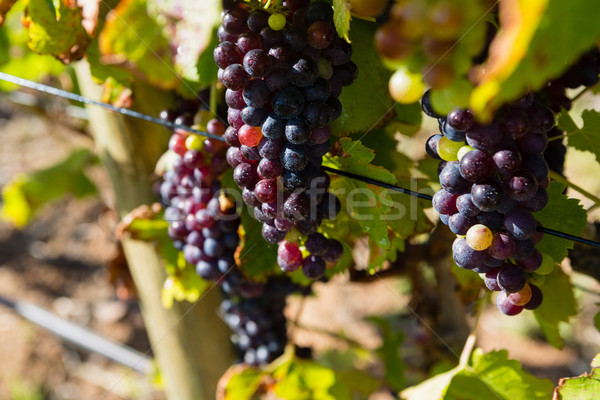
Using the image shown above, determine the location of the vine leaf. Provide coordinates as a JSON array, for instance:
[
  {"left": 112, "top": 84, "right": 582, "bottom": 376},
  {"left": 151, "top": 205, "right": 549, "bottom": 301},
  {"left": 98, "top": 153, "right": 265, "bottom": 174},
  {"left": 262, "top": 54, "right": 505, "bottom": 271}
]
[
  {"left": 196, "top": 27, "right": 220, "bottom": 86},
  {"left": 25, "top": 0, "right": 91, "bottom": 63},
  {"left": 331, "top": 19, "right": 394, "bottom": 137},
  {"left": 553, "top": 356, "right": 600, "bottom": 399},
  {"left": 0, "top": 149, "right": 97, "bottom": 227},
  {"left": 533, "top": 181, "right": 587, "bottom": 263},
  {"left": 98, "top": 0, "right": 178, "bottom": 90},
  {"left": 332, "top": 0, "right": 351, "bottom": 41},
  {"left": 533, "top": 268, "right": 577, "bottom": 349},
  {"left": 559, "top": 109, "right": 600, "bottom": 164},
  {"left": 471, "top": 0, "right": 600, "bottom": 120},
  {"left": 327, "top": 138, "right": 398, "bottom": 249},
  {"left": 402, "top": 349, "right": 554, "bottom": 400}
]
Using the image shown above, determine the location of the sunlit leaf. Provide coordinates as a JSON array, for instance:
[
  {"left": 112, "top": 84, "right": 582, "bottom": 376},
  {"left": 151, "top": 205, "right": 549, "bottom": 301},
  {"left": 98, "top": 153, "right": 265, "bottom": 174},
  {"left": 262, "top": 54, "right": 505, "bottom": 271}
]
[
  {"left": 98, "top": 0, "right": 178, "bottom": 89},
  {"left": 332, "top": 0, "right": 351, "bottom": 41},
  {"left": 471, "top": 0, "right": 600, "bottom": 119},
  {"left": 26, "top": 0, "right": 90, "bottom": 63},
  {"left": 533, "top": 268, "right": 577, "bottom": 349},
  {"left": 1, "top": 149, "right": 97, "bottom": 227}
]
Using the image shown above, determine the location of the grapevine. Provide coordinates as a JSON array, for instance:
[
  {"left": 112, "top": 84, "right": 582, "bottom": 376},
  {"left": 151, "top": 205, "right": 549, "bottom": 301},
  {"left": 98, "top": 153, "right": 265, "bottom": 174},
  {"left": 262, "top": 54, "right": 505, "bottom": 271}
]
[{"left": 1, "top": 0, "right": 600, "bottom": 399}]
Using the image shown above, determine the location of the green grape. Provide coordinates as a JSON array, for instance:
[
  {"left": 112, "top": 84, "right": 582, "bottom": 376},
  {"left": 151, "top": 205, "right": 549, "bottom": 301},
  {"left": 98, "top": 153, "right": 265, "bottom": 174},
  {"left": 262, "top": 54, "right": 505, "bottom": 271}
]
[
  {"left": 185, "top": 134, "right": 203, "bottom": 150},
  {"left": 465, "top": 224, "right": 493, "bottom": 251},
  {"left": 437, "top": 136, "right": 464, "bottom": 161},
  {"left": 535, "top": 253, "right": 555, "bottom": 275},
  {"left": 457, "top": 145, "right": 474, "bottom": 160},
  {"left": 388, "top": 67, "right": 425, "bottom": 104},
  {"left": 528, "top": 272, "right": 546, "bottom": 286},
  {"left": 349, "top": 0, "right": 388, "bottom": 18},
  {"left": 268, "top": 13, "right": 287, "bottom": 31},
  {"left": 429, "top": 1, "right": 463, "bottom": 41}
]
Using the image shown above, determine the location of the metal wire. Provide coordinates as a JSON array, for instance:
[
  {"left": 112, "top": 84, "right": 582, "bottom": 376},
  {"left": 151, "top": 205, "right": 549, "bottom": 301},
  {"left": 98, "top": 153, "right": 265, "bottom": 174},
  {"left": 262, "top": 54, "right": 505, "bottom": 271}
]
[{"left": 2, "top": 72, "right": 599, "bottom": 249}]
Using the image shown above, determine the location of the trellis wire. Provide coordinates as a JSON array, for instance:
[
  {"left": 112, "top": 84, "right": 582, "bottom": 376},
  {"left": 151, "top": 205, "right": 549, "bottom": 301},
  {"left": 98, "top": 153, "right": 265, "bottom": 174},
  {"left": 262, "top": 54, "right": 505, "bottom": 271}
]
[{"left": 1, "top": 72, "right": 599, "bottom": 249}]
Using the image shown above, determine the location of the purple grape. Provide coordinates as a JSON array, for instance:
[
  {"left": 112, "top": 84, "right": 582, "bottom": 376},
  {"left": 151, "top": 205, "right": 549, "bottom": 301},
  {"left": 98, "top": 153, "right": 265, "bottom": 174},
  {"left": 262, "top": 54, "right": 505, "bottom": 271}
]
[
  {"left": 440, "top": 162, "right": 472, "bottom": 194},
  {"left": 214, "top": 41, "right": 243, "bottom": 69},
  {"left": 503, "top": 169, "right": 538, "bottom": 201},
  {"left": 453, "top": 238, "right": 485, "bottom": 270},
  {"left": 493, "top": 149, "right": 521, "bottom": 173},
  {"left": 447, "top": 108, "right": 474, "bottom": 132},
  {"left": 497, "top": 263, "right": 526, "bottom": 293},
  {"left": 221, "top": 64, "right": 250, "bottom": 90},
  {"left": 503, "top": 209, "right": 537, "bottom": 240},
  {"left": 489, "top": 233, "right": 516, "bottom": 260},
  {"left": 516, "top": 249, "right": 542, "bottom": 272},
  {"left": 459, "top": 149, "right": 494, "bottom": 182},
  {"left": 432, "top": 189, "right": 459, "bottom": 215},
  {"left": 524, "top": 284, "right": 543, "bottom": 310},
  {"left": 500, "top": 108, "right": 529, "bottom": 138},
  {"left": 305, "top": 233, "right": 329, "bottom": 255},
  {"left": 456, "top": 194, "right": 480, "bottom": 217},
  {"left": 243, "top": 49, "right": 272, "bottom": 78},
  {"left": 448, "top": 213, "right": 477, "bottom": 235},
  {"left": 426, "top": 134, "right": 443, "bottom": 160},
  {"left": 262, "top": 223, "right": 287, "bottom": 244},
  {"left": 471, "top": 179, "right": 504, "bottom": 212},
  {"left": 302, "top": 255, "right": 326, "bottom": 279},
  {"left": 485, "top": 268, "right": 501, "bottom": 291},
  {"left": 322, "top": 239, "right": 343, "bottom": 263},
  {"left": 497, "top": 291, "right": 524, "bottom": 315}
]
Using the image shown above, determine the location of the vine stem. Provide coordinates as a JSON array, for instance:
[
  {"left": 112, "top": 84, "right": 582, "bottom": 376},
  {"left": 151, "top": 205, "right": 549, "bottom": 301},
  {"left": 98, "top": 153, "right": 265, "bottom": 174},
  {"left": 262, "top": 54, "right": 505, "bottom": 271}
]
[{"left": 549, "top": 170, "right": 600, "bottom": 210}]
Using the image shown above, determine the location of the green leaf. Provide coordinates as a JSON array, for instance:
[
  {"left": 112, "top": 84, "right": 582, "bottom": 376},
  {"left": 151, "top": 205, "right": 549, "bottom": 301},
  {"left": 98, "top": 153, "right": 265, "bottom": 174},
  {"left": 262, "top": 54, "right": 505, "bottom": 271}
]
[
  {"left": 196, "top": 27, "right": 220, "bottom": 86},
  {"left": 98, "top": 0, "right": 178, "bottom": 90},
  {"left": 533, "top": 181, "right": 587, "bottom": 263},
  {"left": 555, "top": 363, "right": 600, "bottom": 400},
  {"left": 594, "top": 311, "right": 600, "bottom": 333},
  {"left": 403, "top": 349, "right": 554, "bottom": 400},
  {"left": 223, "top": 366, "right": 265, "bottom": 400},
  {"left": 561, "top": 109, "right": 600, "bottom": 164},
  {"left": 392, "top": 102, "right": 423, "bottom": 137},
  {"left": 86, "top": 37, "right": 134, "bottom": 104},
  {"left": 332, "top": 0, "right": 351, "bottom": 41},
  {"left": 368, "top": 316, "right": 405, "bottom": 391},
  {"left": 330, "top": 19, "right": 394, "bottom": 136},
  {"left": 533, "top": 268, "right": 577, "bottom": 348},
  {"left": 326, "top": 139, "right": 396, "bottom": 249},
  {"left": 1, "top": 149, "right": 97, "bottom": 227},
  {"left": 471, "top": 0, "right": 600, "bottom": 119},
  {"left": 333, "top": 137, "right": 397, "bottom": 184},
  {"left": 271, "top": 352, "right": 378, "bottom": 400},
  {"left": 26, "top": 0, "right": 90, "bottom": 63}
]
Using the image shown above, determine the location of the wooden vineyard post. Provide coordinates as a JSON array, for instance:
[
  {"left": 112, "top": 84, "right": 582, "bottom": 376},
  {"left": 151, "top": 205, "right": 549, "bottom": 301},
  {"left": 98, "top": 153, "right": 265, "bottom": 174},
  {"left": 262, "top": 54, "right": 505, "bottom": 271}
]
[{"left": 74, "top": 63, "right": 234, "bottom": 400}]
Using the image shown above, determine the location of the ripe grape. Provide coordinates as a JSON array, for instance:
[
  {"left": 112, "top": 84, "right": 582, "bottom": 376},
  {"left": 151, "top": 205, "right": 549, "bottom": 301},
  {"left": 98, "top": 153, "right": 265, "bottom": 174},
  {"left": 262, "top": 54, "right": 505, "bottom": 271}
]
[{"left": 465, "top": 224, "right": 493, "bottom": 251}]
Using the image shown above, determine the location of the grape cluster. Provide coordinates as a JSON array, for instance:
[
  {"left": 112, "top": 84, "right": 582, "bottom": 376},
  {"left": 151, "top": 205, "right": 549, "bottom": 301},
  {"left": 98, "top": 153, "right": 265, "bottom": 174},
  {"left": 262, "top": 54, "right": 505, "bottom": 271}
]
[
  {"left": 220, "top": 276, "right": 300, "bottom": 366},
  {"left": 159, "top": 105, "right": 304, "bottom": 365},
  {"left": 375, "top": 0, "right": 486, "bottom": 88},
  {"left": 215, "top": 0, "right": 352, "bottom": 278},
  {"left": 424, "top": 89, "right": 559, "bottom": 315}
]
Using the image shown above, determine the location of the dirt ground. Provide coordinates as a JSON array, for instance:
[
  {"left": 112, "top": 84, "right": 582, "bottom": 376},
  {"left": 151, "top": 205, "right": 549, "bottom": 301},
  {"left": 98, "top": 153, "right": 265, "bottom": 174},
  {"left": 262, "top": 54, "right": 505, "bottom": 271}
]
[{"left": 0, "top": 94, "right": 598, "bottom": 400}]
